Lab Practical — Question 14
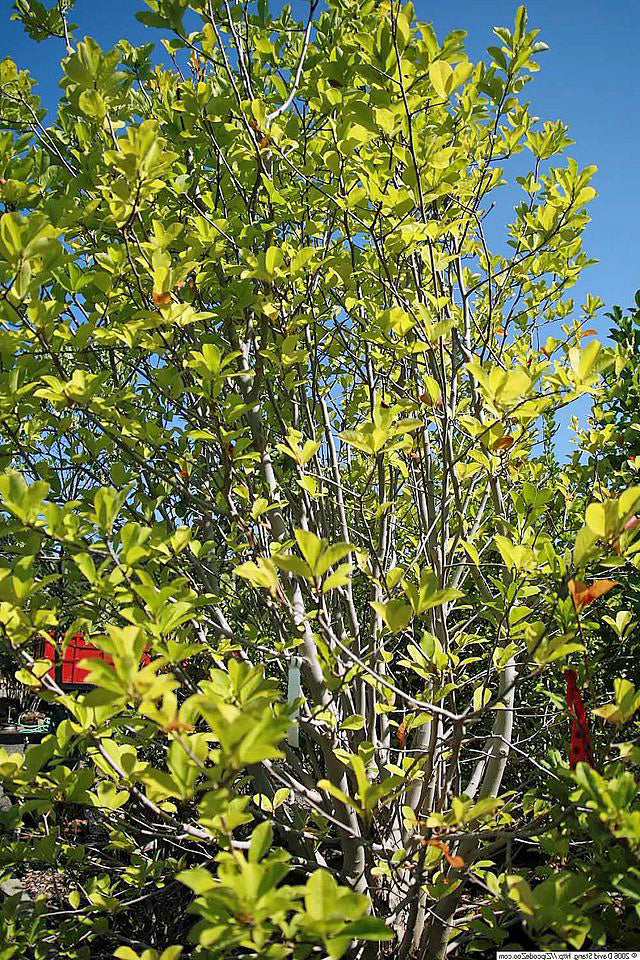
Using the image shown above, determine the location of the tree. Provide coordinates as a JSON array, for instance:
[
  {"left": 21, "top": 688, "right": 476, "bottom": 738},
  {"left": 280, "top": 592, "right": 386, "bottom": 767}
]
[
  {"left": 0, "top": 0, "right": 639, "bottom": 957},
  {"left": 579, "top": 292, "right": 640, "bottom": 485}
]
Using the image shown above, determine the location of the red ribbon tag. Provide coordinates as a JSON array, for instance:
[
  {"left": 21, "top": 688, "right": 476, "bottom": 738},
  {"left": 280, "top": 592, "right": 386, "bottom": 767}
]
[{"left": 564, "top": 669, "right": 594, "bottom": 770}]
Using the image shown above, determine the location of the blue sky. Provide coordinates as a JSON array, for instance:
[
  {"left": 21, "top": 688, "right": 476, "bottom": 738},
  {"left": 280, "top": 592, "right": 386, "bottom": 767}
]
[
  {"left": 1, "top": 1, "right": 637, "bottom": 450},
  {"left": 433, "top": 0, "right": 640, "bottom": 325}
]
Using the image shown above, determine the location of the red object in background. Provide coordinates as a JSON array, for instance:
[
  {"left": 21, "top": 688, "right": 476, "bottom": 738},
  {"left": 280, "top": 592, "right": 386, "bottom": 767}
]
[
  {"left": 37, "top": 631, "right": 151, "bottom": 687},
  {"left": 38, "top": 631, "right": 113, "bottom": 686},
  {"left": 565, "top": 668, "right": 595, "bottom": 770}
]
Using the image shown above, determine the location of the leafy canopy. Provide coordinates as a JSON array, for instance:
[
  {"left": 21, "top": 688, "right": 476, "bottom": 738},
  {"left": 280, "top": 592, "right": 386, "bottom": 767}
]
[{"left": 0, "top": 0, "right": 639, "bottom": 957}]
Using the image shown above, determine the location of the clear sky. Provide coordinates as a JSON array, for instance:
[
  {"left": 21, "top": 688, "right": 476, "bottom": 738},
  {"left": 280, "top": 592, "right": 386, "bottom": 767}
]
[
  {"left": 430, "top": 0, "right": 640, "bottom": 325},
  {"left": 0, "top": 0, "right": 637, "bottom": 449}
]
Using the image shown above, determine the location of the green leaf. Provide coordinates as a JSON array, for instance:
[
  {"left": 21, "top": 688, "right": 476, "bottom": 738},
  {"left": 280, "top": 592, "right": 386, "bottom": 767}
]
[
  {"left": 94, "top": 485, "right": 127, "bottom": 533},
  {"left": 294, "top": 529, "right": 325, "bottom": 573},
  {"left": 304, "top": 869, "right": 340, "bottom": 920},
  {"left": 316, "top": 543, "right": 352, "bottom": 577},
  {"left": 0, "top": 212, "right": 24, "bottom": 258},
  {"left": 0, "top": 471, "right": 49, "bottom": 524},
  {"left": 429, "top": 60, "right": 453, "bottom": 98},
  {"left": 317, "top": 779, "right": 362, "bottom": 814},
  {"left": 323, "top": 562, "right": 353, "bottom": 592},
  {"left": 233, "top": 558, "right": 280, "bottom": 595},
  {"left": 248, "top": 820, "right": 273, "bottom": 863},
  {"left": 584, "top": 499, "right": 618, "bottom": 538},
  {"left": 79, "top": 89, "right": 106, "bottom": 120},
  {"left": 592, "top": 678, "right": 640, "bottom": 725},
  {"left": 272, "top": 553, "right": 312, "bottom": 578},
  {"left": 334, "top": 917, "right": 394, "bottom": 940},
  {"left": 264, "top": 245, "right": 283, "bottom": 277},
  {"left": 505, "top": 874, "right": 536, "bottom": 917},
  {"left": 160, "top": 949, "right": 183, "bottom": 960},
  {"left": 573, "top": 763, "right": 609, "bottom": 805},
  {"left": 402, "top": 568, "right": 463, "bottom": 613},
  {"left": 341, "top": 714, "right": 366, "bottom": 731},
  {"left": 68, "top": 890, "right": 81, "bottom": 909},
  {"left": 473, "top": 686, "right": 492, "bottom": 712},
  {"left": 293, "top": 529, "right": 352, "bottom": 577},
  {"left": 176, "top": 867, "right": 216, "bottom": 894},
  {"left": 371, "top": 599, "right": 413, "bottom": 634},
  {"left": 573, "top": 524, "right": 598, "bottom": 566}
]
